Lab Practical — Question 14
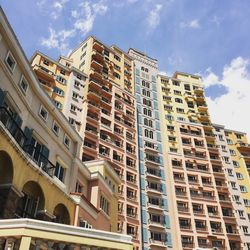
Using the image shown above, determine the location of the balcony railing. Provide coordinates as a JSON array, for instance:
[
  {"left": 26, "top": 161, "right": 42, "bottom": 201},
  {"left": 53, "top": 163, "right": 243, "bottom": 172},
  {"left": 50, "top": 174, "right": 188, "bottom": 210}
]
[
  {"left": 0, "top": 107, "right": 26, "bottom": 147},
  {"left": 23, "top": 145, "right": 56, "bottom": 177}
]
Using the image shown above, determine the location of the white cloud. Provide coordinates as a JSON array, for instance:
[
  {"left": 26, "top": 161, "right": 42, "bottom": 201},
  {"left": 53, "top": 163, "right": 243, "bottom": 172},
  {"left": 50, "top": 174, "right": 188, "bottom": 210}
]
[
  {"left": 40, "top": 0, "right": 108, "bottom": 54},
  {"left": 202, "top": 57, "right": 250, "bottom": 139},
  {"left": 180, "top": 19, "right": 200, "bottom": 29},
  {"left": 40, "top": 27, "right": 75, "bottom": 54},
  {"left": 73, "top": 1, "right": 108, "bottom": 35},
  {"left": 147, "top": 4, "right": 163, "bottom": 29}
]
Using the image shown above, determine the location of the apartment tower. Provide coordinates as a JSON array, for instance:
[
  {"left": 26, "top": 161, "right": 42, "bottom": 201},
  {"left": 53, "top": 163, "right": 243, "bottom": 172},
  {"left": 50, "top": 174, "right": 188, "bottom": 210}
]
[
  {"left": 158, "top": 72, "right": 242, "bottom": 249},
  {"left": 128, "top": 49, "right": 173, "bottom": 249},
  {"left": 214, "top": 124, "right": 250, "bottom": 248},
  {"left": 31, "top": 37, "right": 141, "bottom": 249}
]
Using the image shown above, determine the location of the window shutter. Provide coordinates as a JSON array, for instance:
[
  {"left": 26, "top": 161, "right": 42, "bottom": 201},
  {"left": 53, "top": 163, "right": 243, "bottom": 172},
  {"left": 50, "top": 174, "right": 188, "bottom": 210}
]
[
  {"left": 0, "top": 88, "right": 6, "bottom": 107},
  {"left": 39, "top": 145, "right": 50, "bottom": 171},
  {"left": 23, "top": 127, "right": 33, "bottom": 149}
]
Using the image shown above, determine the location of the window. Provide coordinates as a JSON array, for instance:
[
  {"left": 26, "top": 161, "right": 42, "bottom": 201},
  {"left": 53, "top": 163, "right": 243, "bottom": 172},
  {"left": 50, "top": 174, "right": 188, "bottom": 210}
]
[
  {"left": 55, "top": 162, "right": 65, "bottom": 182},
  {"left": 53, "top": 87, "right": 64, "bottom": 96},
  {"left": 167, "top": 125, "right": 174, "bottom": 131},
  {"left": 70, "top": 104, "right": 77, "bottom": 112},
  {"left": 144, "top": 129, "right": 154, "bottom": 139},
  {"left": 230, "top": 149, "right": 236, "bottom": 156},
  {"left": 5, "top": 51, "right": 16, "bottom": 72},
  {"left": 238, "top": 210, "right": 244, "bottom": 217},
  {"left": 236, "top": 173, "right": 243, "bottom": 180},
  {"left": 64, "top": 134, "right": 70, "bottom": 148},
  {"left": 100, "top": 195, "right": 110, "bottom": 215},
  {"left": 19, "top": 75, "right": 28, "bottom": 94},
  {"left": 56, "top": 75, "right": 67, "bottom": 85},
  {"left": 177, "top": 108, "right": 184, "bottom": 113},
  {"left": 175, "top": 98, "right": 183, "bottom": 103},
  {"left": 218, "top": 135, "right": 224, "bottom": 141},
  {"left": 243, "top": 226, "right": 249, "bottom": 234},
  {"left": 233, "top": 161, "right": 240, "bottom": 167},
  {"left": 113, "top": 72, "right": 120, "bottom": 79},
  {"left": 236, "top": 134, "right": 242, "bottom": 139},
  {"left": 54, "top": 101, "right": 63, "bottom": 109},
  {"left": 60, "top": 69, "right": 66, "bottom": 75},
  {"left": 39, "top": 106, "right": 48, "bottom": 121},
  {"left": 72, "top": 92, "right": 78, "bottom": 99},
  {"left": 174, "top": 90, "right": 181, "bottom": 95},
  {"left": 43, "top": 59, "right": 49, "bottom": 65},
  {"left": 127, "top": 224, "right": 135, "bottom": 235},
  {"left": 114, "top": 54, "right": 121, "bottom": 62},
  {"left": 114, "top": 64, "right": 121, "bottom": 71},
  {"left": 240, "top": 185, "right": 247, "bottom": 193},
  {"left": 231, "top": 182, "right": 237, "bottom": 189},
  {"left": 52, "top": 121, "right": 60, "bottom": 135},
  {"left": 173, "top": 81, "right": 180, "bottom": 86},
  {"left": 227, "top": 139, "right": 233, "bottom": 144},
  {"left": 244, "top": 199, "right": 250, "bottom": 206},
  {"left": 165, "top": 115, "right": 174, "bottom": 121},
  {"left": 75, "top": 181, "right": 83, "bottom": 193}
]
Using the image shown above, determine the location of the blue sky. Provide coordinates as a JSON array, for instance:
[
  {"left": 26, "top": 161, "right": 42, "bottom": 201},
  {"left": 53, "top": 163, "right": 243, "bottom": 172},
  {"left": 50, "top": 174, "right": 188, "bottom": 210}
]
[{"left": 1, "top": 0, "right": 250, "bottom": 137}]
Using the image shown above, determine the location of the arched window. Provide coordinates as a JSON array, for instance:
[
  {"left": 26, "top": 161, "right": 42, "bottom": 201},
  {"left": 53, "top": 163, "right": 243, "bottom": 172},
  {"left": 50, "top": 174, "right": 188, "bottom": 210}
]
[
  {"left": 147, "top": 91, "right": 151, "bottom": 97},
  {"left": 148, "top": 110, "right": 152, "bottom": 117},
  {"left": 145, "top": 129, "right": 149, "bottom": 137},
  {"left": 142, "top": 80, "right": 145, "bottom": 87},
  {"left": 143, "top": 98, "right": 147, "bottom": 105},
  {"left": 144, "top": 118, "right": 148, "bottom": 126},
  {"left": 143, "top": 108, "right": 147, "bottom": 115},
  {"left": 142, "top": 89, "right": 146, "bottom": 96}
]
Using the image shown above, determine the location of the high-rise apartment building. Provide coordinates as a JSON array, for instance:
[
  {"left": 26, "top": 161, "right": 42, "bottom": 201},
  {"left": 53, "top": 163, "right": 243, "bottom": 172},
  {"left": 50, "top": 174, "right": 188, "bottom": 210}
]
[
  {"left": 158, "top": 72, "right": 242, "bottom": 249},
  {"left": 128, "top": 49, "right": 173, "bottom": 249},
  {"left": 0, "top": 7, "right": 133, "bottom": 250},
  {"left": 31, "top": 37, "right": 141, "bottom": 248},
  {"left": 214, "top": 124, "right": 250, "bottom": 249}
]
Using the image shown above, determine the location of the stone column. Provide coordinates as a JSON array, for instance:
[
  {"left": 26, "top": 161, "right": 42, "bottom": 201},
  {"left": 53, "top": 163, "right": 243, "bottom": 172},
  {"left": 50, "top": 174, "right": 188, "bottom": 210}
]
[{"left": 19, "top": 237, "right": 31, "bottom": 250}]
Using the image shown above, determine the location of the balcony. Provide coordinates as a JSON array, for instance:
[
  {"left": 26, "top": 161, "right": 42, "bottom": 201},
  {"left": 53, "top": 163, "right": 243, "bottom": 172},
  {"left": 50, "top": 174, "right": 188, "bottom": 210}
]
[
  {"left": 0, "top": 106, "right": 26, "bottom": 148},
  {"left": 23, "top": 144, "right": 56, "bottom": 177},
  {"left": 91, "top": 57, "right": 103, "bottom": 71},
  {"left": 93, "top": 40, "right": 104, "bottom": 53},
  {"left": 33, "top": 64, "right": 55, "bottom": 81}
]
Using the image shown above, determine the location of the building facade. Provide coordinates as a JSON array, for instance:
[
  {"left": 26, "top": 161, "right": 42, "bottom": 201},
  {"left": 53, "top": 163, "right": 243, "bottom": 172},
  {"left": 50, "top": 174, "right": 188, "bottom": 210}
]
[
  {"left": 214, "top": 124, "right": 250, "bottom": 249},
  {"left": 0, "top": 6, "right": 133, "bottom": 249},
  {"left": 158, "top": 72, "right": 242, "bottom": 249},
  {"left": 31, "top": 37, "right": 141, "bottom": 248},
  {"left": 128, "top": 49, "right": 173, "bottom": 250}
]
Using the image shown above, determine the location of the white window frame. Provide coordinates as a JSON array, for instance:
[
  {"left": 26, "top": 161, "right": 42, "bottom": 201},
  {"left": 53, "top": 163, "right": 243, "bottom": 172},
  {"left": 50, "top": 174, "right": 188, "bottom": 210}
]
[
  {"left": 39, "top": 105, "right": 48, "bottom": 122},
  {"left": 52, "top": 120, "right": 60, "bottom": 136},
  {"left": 64, "top": 134, "right": 70, "bottom": 148},
  {"left": 18, "top": 75, "right": 29, "bottom": 95},
  {"left": 5, "top": 51, "right": 16, "bottom": 72}
]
